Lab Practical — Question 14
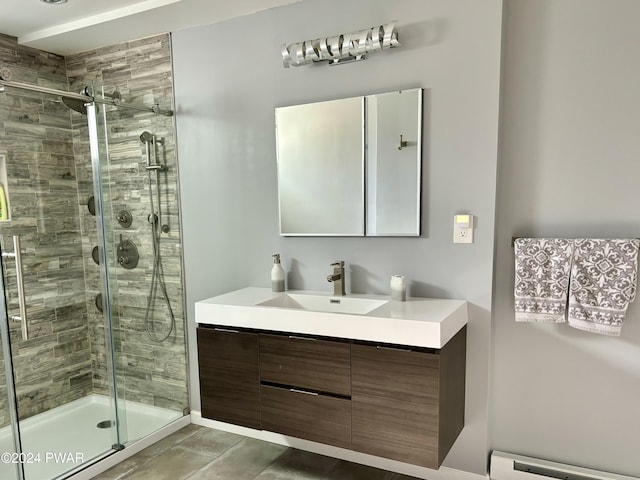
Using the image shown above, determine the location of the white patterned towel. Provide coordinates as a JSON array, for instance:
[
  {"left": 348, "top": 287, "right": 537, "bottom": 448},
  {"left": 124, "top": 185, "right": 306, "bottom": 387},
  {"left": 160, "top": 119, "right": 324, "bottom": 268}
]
[
  {"left": 514, "top": 238, "right": 574, "bottom": 322},
  {"left": 568, "top": 239, "right": 640, "bottom": 336}
]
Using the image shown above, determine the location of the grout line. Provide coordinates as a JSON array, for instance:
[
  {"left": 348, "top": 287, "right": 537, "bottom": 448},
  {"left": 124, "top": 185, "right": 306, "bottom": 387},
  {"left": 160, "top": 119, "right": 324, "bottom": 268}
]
[
  {"left": 110, "top": 427, "right": 417, "bottom": 480},
  {"left": 181, "top": 438, "right": 268, "bottom": 480},
  {"left": 247, "top": 447, "right": 291, "bottom": 480}
]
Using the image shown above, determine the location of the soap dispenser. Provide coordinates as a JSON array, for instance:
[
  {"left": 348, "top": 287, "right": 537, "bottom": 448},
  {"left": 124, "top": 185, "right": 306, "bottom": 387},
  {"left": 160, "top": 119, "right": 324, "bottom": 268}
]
[{"left": 271, "top": 254, "right": 285, "bottom": 292}]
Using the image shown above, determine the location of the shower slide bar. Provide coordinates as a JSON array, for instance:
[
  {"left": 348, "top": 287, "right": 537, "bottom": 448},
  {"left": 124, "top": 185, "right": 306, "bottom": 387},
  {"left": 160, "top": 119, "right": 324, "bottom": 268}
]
[
  {"left": 0, "top": 77, "right": 174, "bottom": 117},
  {"left": 1, "top": 236, "right": 28, "bottom": 340}
]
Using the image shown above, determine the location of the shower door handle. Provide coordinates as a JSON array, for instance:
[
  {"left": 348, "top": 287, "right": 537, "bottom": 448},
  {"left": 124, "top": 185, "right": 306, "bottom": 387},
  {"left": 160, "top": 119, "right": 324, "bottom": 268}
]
[{"left": 1, "top": 236, "right": 28, "bottom": 340}]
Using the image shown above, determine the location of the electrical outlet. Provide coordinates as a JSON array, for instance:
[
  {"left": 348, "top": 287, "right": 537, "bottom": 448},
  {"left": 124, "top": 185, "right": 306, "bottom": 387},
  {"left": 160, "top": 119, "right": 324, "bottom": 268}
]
[{"left": 453, "top": 214, "right": 474, "bottom": 244}]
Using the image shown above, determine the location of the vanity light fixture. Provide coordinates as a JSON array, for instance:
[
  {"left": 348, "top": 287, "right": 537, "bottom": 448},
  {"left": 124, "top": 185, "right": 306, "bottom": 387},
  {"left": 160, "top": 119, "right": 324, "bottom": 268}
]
[
  {"left": 281, "top": 22, "right": 400, "bottom": 68},
  {"left": 40, "top": 0, "right": 68, "bottom": 4}
]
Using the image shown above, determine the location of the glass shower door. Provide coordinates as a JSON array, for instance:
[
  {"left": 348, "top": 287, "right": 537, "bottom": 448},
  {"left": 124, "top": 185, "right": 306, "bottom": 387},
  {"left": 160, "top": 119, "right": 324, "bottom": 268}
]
[
  {"left": 0, "top": 86, "right": 119, "bottom": 479},
  {"left": 0, "top": 276, "right": 21, "bottom": 480},
  {"left": 90, "top": 84, "right": 187, "bottom": 447},
  {"left": 0, "top": 228, "right": 120, "bottom": 480},
  {"left": 0, "top": 74, "right": 188, "bottom": 479}
]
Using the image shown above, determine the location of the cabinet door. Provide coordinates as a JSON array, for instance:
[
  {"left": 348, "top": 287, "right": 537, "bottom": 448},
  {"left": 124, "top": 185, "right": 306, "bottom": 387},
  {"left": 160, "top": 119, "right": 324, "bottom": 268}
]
[
  {"left": 197, "top": 327, "right": 261, "bottom": 429},
  {"left": 261, "top": 385, "right": 351, "bottom": 449},
  {"left": 351, "top": 344, "right": 440, "bottom": 468},
  {"left": 352, "top": 344, "right": 440, "bottom": 403},
  {"left": 351, "top": 327, "right": 466, "bottom": 469},
  {"left": 352, "top": 395, "right": 439, "bottom": 468},
  {"left": 260, "top": 334, "right": 351, "bottom": 396}
]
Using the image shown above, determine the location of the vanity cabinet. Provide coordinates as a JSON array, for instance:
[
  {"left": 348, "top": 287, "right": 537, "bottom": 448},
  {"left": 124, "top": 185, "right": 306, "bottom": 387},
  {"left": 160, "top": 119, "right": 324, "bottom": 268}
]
[
  {"left": 352, "top": 326, "right": 467, "bottom": 468},
  {"left": 197, "top": 323, "right": 466, "bottom": 470},
  {"left": 197, "top": 327, "right": 261, "bottom": 429}
]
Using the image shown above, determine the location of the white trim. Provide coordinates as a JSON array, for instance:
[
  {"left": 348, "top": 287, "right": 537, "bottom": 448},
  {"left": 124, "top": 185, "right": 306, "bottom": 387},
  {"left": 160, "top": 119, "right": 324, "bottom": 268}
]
[
  {"left": 191, "top": 411, "right": 487, "bottom": 480},
  {"left": 19, "top": 0, "right": 182, "bottom": 44},
  {"left": 69, "top": 415, "right": 191, "bottom": 480}
]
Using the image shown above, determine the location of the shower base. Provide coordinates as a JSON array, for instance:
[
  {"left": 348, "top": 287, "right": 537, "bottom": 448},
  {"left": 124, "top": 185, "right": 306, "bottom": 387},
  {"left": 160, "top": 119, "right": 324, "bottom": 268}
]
[{"left": 0, "top": 394, "right": 182, "bottom": 480}]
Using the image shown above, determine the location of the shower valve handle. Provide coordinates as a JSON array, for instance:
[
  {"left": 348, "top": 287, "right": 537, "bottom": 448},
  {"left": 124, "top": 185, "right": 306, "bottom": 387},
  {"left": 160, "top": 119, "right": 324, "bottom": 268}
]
[
  {"left": 116, "top": 238, "right": 139, "bottom": 270},
  {"left": 116, "top": 210, "right": 133, "bottom": 228}
]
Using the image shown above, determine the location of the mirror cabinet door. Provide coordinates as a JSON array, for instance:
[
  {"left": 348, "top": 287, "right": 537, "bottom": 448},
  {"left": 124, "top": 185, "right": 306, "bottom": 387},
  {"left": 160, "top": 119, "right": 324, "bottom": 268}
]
[
  {"left": 366, "top": 89, "right": 422, "bottom": 236},
  {"left": 275, "top": 89, "right": 422, "bottom": 237},
  {"left": 276, "top": 97, "right": 365, "bottom": 236}
]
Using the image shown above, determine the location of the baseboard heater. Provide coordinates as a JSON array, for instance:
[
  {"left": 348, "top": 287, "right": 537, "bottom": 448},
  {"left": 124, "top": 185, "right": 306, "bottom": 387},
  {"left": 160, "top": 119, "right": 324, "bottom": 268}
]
[{"left": 490, "top": 451, "right": 639, "bottom": 480}]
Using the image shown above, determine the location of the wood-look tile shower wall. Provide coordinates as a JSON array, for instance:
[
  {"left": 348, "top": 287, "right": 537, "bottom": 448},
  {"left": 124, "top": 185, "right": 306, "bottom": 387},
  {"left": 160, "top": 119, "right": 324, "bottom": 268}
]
[{"left": 0, "top": 33, "right": 187, "bottom": 427}]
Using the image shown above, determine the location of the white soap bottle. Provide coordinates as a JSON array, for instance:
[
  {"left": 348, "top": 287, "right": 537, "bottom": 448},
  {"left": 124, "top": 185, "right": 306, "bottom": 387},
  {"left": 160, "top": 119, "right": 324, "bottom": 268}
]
[{"left": 271, "top": 254, "right": 285, "bottom": 292}]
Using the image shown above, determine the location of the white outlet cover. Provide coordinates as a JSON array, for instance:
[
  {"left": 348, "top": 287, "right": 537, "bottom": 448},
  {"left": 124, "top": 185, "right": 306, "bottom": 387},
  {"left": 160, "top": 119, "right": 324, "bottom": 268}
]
[{"left": 453, "top": 215, "right": 473, "bottom": 244}]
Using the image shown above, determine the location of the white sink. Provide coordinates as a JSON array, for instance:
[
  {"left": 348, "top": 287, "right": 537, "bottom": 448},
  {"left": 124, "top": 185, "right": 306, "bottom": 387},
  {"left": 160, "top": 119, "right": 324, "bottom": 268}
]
[
  {"left": 195, "top": 287, "right": 468, "bottom": 349},
  {"left": 257, "top": 293, "right": 388, "bottom": 315}
]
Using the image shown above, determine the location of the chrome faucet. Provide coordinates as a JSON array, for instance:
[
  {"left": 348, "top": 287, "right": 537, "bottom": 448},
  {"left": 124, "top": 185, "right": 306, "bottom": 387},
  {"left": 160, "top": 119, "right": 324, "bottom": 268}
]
[{"left": 326, "top": 261, "right": 346, "bottom": 296}]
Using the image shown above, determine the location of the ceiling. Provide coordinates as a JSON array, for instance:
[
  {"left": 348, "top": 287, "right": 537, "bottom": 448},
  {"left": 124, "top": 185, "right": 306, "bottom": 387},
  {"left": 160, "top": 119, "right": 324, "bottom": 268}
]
[{"left": 0, "top": 0, "right": 300, "bottom": 55}]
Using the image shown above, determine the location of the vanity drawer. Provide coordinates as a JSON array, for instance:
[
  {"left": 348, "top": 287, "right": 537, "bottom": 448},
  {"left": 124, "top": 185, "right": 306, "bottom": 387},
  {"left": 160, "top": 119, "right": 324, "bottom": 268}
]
[
  {"left": 260, "top": 385, "right": 351, "bottom": 449},
  {"left": 351, "top": 343, "right": 440, "bottom": 405},
  {"left": 259, "top": 334, "right": 351, "bottom": 396},
  {"left": 352, "top": 394, "right": 438, "bottom": 468}
]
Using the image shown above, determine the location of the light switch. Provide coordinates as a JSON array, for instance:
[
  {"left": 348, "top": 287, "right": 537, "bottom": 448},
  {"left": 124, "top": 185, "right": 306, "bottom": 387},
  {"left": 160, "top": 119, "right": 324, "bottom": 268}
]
[{"left": 453, "top": 214, "right": 473, "bottom": 244}]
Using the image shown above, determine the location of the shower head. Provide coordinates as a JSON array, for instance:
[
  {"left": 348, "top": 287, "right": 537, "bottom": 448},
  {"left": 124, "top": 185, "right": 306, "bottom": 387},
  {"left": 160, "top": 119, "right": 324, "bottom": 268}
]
[
  {"left": 110, "top": 90, "right": 122, "bottom": 105},
  {"left": 140, "top": 131, "right": 154, "bottom": 144},
  {"left": 62, "top": 97, "right": 88, "bottom": 115}
]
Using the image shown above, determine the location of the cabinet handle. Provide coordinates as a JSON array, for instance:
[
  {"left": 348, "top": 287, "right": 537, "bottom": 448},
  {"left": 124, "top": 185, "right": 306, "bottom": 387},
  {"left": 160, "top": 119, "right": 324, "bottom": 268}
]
[
  {"left": 214, "top": 328, "right": 240, "bottom": 334},
  {"left": 288, "top": 335, "right": 317, "bottom": 341},
  {"left": 290, "top": 388, "right": 318, "bottom": 396},
  {"left": 376, "top": 345, "right": 412, "bottom": 352}
]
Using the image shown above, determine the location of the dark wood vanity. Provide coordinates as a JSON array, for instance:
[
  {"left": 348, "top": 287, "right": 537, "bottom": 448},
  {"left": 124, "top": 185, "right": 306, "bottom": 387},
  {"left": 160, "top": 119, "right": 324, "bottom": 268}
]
[
  {"left": 197, "top": 324, "right": 466, "bottom": 469},
  {"left": 197, "top": 327, "right": 261, "bottom": 429}
]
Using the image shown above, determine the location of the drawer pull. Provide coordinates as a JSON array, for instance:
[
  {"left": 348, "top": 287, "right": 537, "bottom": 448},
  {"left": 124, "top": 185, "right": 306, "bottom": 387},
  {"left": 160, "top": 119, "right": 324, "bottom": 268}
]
[
  {"left": 214, "top": 328, "right": 240, "bottom": 334},
  {"left": 376, "top": 345, "right": 412, "bottom": 352},
  {"left": 290, "top": 388, "right": 319, "bottom": 396},
  {"left": 287, "top": 335, "right": 317, "bottom": 341}
]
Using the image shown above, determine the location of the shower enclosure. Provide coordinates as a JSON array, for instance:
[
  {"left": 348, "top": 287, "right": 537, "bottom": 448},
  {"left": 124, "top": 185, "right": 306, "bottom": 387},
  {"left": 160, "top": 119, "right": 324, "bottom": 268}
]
[{"left": 0, "top": 72, "right": 188, "bottom": 480}]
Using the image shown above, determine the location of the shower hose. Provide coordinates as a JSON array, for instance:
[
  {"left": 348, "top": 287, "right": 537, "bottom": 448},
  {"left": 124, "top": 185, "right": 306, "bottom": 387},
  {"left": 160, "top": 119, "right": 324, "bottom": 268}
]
[{"left": 144, "top": 152, "right": 176, "bottom": 342}]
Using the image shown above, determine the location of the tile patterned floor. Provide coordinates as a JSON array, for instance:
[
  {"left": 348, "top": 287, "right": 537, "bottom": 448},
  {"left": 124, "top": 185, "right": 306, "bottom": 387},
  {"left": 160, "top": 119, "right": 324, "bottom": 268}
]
[{"left": 92, "top": 425, "right": 420, "bottom": 480}]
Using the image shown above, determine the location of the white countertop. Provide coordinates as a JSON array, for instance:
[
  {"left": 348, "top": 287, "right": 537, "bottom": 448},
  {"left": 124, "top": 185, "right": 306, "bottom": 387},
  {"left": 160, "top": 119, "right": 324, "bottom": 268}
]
[{"left": 195, "top": 287, "right": 468, "bottom": 349}]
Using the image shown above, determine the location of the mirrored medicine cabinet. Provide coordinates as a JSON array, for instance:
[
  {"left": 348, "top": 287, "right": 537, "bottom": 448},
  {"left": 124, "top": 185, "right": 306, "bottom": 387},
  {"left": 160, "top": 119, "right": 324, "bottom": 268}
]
[{"left": 275, "top": 88, "right": 422, "bottom": 236}]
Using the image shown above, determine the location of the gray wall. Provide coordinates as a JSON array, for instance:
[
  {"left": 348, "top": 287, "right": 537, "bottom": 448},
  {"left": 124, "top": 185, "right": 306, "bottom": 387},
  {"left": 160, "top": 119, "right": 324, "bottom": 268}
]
[
  {"left": 492, "top": 1, "right": 640, "bottom": 477},
  {"left": 172, "top": 0, "right": 502, "bottom": 474}
]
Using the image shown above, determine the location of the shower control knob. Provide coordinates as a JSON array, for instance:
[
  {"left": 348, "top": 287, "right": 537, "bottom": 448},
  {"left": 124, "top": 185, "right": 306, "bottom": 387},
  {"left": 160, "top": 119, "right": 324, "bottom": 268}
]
[
  {"left": 118, "top": 254, "right": 136, "bottom": 268},
  {"left": 116, "top": 238, "right": 139, "bottom": 270},
  {"left": 116, "top": 209, "right": 133, "bottom": 228}
]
